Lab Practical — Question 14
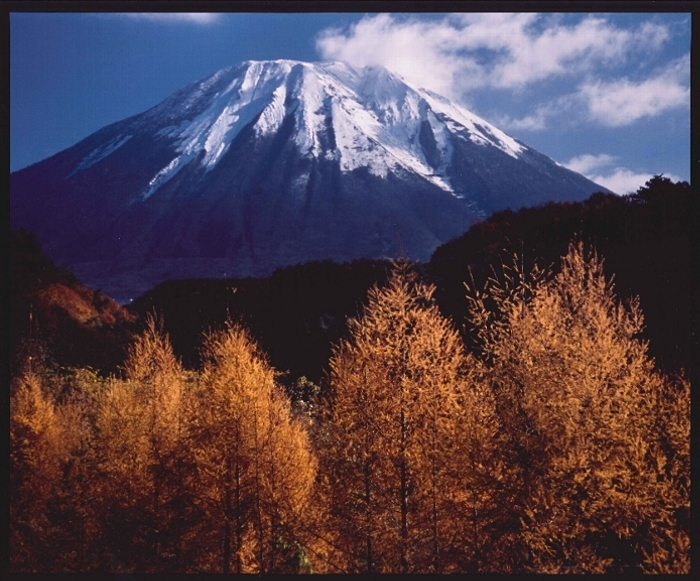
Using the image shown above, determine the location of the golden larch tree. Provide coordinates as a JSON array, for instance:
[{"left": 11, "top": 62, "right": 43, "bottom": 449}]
[
  {"left": 90, "top": 315, "right": 189, "bottom": 571},
  {"left": 465, "top": 241, "right": 690, "bottom": 573},
  {"left": 187, "top": 321, "right": 317, "bottom": 573},
  {"left": 10, "top": 371, "right": 84, "bottom": 571},
  {"left": 319, "top": 265, "right": 504, "bottom": 573}
]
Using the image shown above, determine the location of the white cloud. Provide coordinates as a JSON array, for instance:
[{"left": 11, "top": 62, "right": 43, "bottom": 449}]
[
  {"left": 588, "top": 168, "right": 682, "bottom": 195},
  {"left": 563, "top": 153, "right": 681, "bottom": 195},
  {"left": 492, "top": 50, "right": 688, "bottom": 133},
  {"left": 494, "top": 113, "right": 548, "bottom": 131},
  {"left": 316, "top": 13, "right": 688, "bottom": 134},
  {"left": 580, "top": 54, "right": 689, "bottom": 126},
  {"left": 564, "top": 153, "right": 617, "bottom": 175},
  {"left": 119, "top": 13, "right": 221, "bottom": 25},
  {"left": 457, "top": 13, "right": 668, "bottom": 89},
  {"left": 315, "top": 13, "right": 672, "bottom": 98},
  {"left": 487, "top": 93, "right": 581, "bottom": 133},
  {"left": 316, "top": 13, "right": 472, "bottom": 99}
]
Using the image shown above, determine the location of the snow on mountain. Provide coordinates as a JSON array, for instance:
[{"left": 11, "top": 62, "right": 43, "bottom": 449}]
[
  {"left": 11, "top": 59, "right": 608, "bottom": 301},
  {"left": 68, "top": 134, "right": 133, "bottom": 177},
  {"left": 109, "top": 60, "right": 529, "bottom": 200}
]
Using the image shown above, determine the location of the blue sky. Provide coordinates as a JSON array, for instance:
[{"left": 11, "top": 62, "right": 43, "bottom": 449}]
[{"left": 10, "top": 11, "right": 690, "bottom": 194}]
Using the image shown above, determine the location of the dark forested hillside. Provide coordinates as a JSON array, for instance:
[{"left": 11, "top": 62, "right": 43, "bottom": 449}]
[
  {"left": 12, "top": 176, "right": 689, "bottom": 387},
  {"left": 9, "top": 228, "right": 137, "bottom": 377},
  {"left": 430, "top": 175, "right": 691, "bottom": 375},
  {"left": 129, "top": 259, "right": 398, "bottom": 387},
  {"left": 129, "top": 176, "right": 691, "bottom": 384}
]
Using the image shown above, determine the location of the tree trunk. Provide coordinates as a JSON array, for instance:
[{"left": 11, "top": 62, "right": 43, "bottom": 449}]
[
  {"left": 400, "top": 408, "right": 408, "bottom": 574},
  {"left": 252, "top": 400, "right": 265, "bottom": 572},
  {"left": 223, "top": 455, "right": 232, "bottom": 574},
  {"left": 364, "top": 458, "right": 373, "bottom": 574},
  {"left": 235, "top": 456, "right": 242, "bottom": 573}
]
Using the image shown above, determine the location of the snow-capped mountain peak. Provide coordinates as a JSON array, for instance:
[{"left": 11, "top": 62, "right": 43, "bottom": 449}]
[
  {"left": 11, "top": 59, "right": 607, "bottom": 301},
  {"left": 128, "top": 60, "right": 532, "bottom": 200}
]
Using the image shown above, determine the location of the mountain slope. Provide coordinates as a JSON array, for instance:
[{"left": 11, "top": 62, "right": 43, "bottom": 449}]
[
  {"left": 11, "top": 59, "right": 606, "bottom": 301},
  {"left": 9, "top": 229, "right": 137, "bottom": 376}
]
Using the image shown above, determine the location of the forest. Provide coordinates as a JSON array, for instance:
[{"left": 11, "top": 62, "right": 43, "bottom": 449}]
[{"left": 8, "top": 176, "right": 691, "bottom": 573}]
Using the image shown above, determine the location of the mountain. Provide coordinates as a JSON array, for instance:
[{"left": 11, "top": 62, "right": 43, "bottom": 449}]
[{"left": 10, "top": 59, "right": 607, "bottom": 302}]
